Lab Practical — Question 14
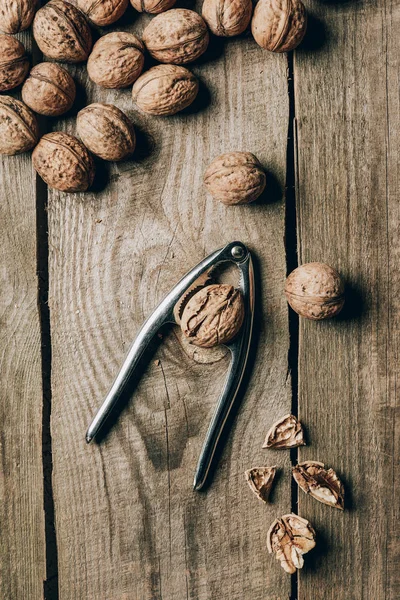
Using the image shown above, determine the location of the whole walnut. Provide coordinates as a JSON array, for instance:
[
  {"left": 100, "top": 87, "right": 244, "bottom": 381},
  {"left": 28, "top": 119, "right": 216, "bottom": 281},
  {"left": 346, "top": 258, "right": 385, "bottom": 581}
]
[
  {"left": 0, "top": 0, "right": 38, "bottom": 34},
  {"left": 87, "top": 32, "right": 145, "bottom": 89},
  {"left": 22, "top": 63, "right": 76, "bottom": 117},
  {"left": 33, "top": 0, "right": 92, "bottom": 63},
  {"left": 204, "top": 152, "right": 266, "bottom": 205},
  {"left": 0, "top": 35, "right": 29, "bottom": 92},
  {"left": 143, "top": 9, "right": 209, "bottom": 64},
  {"left": 130, "top": 0, "right": 176, "bottom": 15},
  {"left": 285, "top": 263, "right": 345, "bottom": 320},
  {"left": 252, "top": 0, "right": 307, "bottom": 52},
  {"left": 0, "top": 96, "right": 39, "bottom": 155},
  {"left": 181, "top": 284, "right": 245, "bottom": 348},
  {"left": 132, "top": 64, "right": 198, "bottom": 116},
  {"left": 32, "top": 132, "right": 95, "bottom": 192},
  {"left": 202, "top": 0, "right": 252, "bottom": 37},
  {"left": 77, "top": 103, "right": 135, "bottom": 161},
  {"left": 78, "top": 0, "right": 128, "bottom": 26}
]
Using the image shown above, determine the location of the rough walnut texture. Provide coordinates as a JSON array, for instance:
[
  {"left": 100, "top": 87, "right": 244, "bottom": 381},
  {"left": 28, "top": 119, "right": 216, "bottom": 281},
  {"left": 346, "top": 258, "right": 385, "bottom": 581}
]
[
  {"left": 87, "top": 32, "right": 144, "bottom": 89},
  {"left": 143, "top": 9, "right": 209, "bottom": 64},
  {"left": 292, "top": 461, "right": 345, "bottom": 510},
  {"left": 22, "top": 63, "right": 76, "bottom": 117},
  {"left": 180, "top": 284, "right": 245, "bottom": 348},
  {"left": 32, "top": 132, "right": 95, "bottom": 192},
  {"left": 204, "top": 151, "right": 266, "bottom": 205},
  {"left": 0, "top": 35, "right": 29, "bottom": 92},
  {"left": 0, "top": 96, "right": 38, "bottom": 155},
  {"left": 263, "top": 413, "right": 306, "bottom": 449},
  {"left": 0, "top": 0, "right": 38, "bottom": 34},
  {"left": 245, "top": 467, "right": 276, "bottom": 503},
  {"left": 33, "top": 0, "right": 92, "bottom": 63},
  {"left": 77, "top": 103, "right": 136, "bottom": 161},
  {"left": 251, "top": 0, "right": 307, "bottom": 52},
  {"left": 132, "top": 64, "right": 198, "bottom": 116},
  {"left": 285, "top": 262, "right": 345, "bottom": 320},
  {"left": 130, "top": 0, "right": 176, "bottom": 14},
  {"left": 202, "top": 0, "right": 252, "bottom": 37},
  {"left": 78, "top": 0, "right": 128, "bottom": 25},
  {"left": 267, "top": 514, "right": 316, "bottom": 574}
]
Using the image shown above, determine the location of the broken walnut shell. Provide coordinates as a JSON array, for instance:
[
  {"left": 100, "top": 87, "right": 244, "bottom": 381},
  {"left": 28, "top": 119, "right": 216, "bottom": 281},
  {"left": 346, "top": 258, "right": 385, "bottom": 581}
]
[
  {"left": 204, "top": 152, "right": 266, "bottom": 205},
  {"left": 251, "top": 0, "right": 307, "bottom": 53},
  {"left": 0, "top": 35, "right": 29, "bottom": 93},
  {"left": 245, "top": 466, "right": 276, "bottom": 503},
  {"left": 0, "top": 96, "right": 39, "bottom": 155},
  {"left": 0, "top": 0, "right": 38, "bottom": 34},
  {"left": 32, "top": 132, "right": 95, "bottom": 193},
  {"left": 130, "top": 0, "right": 176, "bottom": 13},
  {"left": 22, "top": 63, "right": 76, "bottom": 117},
  {"left": 87, "top": 32, "right": 145, "bottom": 89},
  {"left": 143, "top": 9, "right": 209, "bottom": 65},
  {"left": 285, "top": 262, "right": 345, "bottom": 320},
  {"left": 263, "top": 414, "right": 305, "bottom": 449},
  {"left": 202, "top": 0, "right": 252, "bottom": 37},
  {"left": 33, "top": 0, "right": 92, "bottom": 63},
  {"left": 292, "top": 461, "right": 345, "bottom": 510},
  {"left": 180, "top": 283, "right": 245, "bottom": 348},
  {"left": 267, "top": 513, "right": 316, "bottom": 574},
  {"left": 78, "top": 0, "right": 128, "bottom": 26},
  {"left": 77, "top": 103, "right": 136, "bottom": 161}
]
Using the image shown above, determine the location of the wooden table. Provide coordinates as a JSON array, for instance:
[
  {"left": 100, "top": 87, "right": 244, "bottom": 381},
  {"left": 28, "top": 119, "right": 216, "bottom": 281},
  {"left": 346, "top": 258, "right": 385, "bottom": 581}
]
[{"left": 1, "top": 0, "right": 398, "bottom": 598}]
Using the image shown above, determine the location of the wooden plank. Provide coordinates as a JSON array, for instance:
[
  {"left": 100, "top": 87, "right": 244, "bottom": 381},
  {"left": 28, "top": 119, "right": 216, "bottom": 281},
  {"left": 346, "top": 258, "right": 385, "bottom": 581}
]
[
  {"left": 47, "top": 13, "right": 292, "bottom": 600},
  {"left": 295, "top": 0, "right": 399, "bottom": 597},
  {"left": 0, "top": 33, "right": 46, "bottom": 599}
]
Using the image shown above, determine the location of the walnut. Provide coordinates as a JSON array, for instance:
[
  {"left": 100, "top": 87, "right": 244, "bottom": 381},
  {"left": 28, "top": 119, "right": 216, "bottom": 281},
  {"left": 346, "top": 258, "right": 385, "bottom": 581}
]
[
  {"left": 0, "top": 0, "right": 38, "bottom": 34},
  {"left": 130, "top": 0, "right": 176, "bottom": 15},
  {"left": 202, "top": 0, "right": 252, "bottom": 37},
  {"left": 77, "top": 103, "right": 135, "bottom": 161},
  {"left": 22, "top": 63, "right": 76, "bottom": 117},
  {"left": 245, "top": 466, "right": 276, "bottom": 503},
  {"left": 32, "top": 132, "right": 95, "bottom": 192},
  {"left": 0, "top": 96, "right": 38, "bottom": 155},
  {"left": 180, "top": 284, "right": 244, "bottom": 348},
  {"left": 263, "top": 414, "right": 305, "bottom": 449},
  {"left": 204, "top": 152, "right": 266, "bottom": 205},
  {"left": 0, "top": 35, "right": 29, "bottom": 92},
  {"left": 87, "top": 32, "right": 145, "bottom": 89},
  {"left": 292, "top": 461, "right": 345, "bottom": 510},
  {"left": 78, "top": 0, "right": 128, "bottom": 25},
  {"left": 33, "top": 0, "right": 92, "bottom": 63},
  {"left": 143, "top": 9, "right": 209, "bottom": 65},
  {"left": 132, "top": 64, "right": 198, "bottom": 116},
  {"left": 267, "top": 513, "right": 316, "bottom": 574},
  {"left": 251, "top": 0, "right": 307, "bottom": 52},
  {"left": 285, "top": 263, "right": 345, "bottom": 320}
]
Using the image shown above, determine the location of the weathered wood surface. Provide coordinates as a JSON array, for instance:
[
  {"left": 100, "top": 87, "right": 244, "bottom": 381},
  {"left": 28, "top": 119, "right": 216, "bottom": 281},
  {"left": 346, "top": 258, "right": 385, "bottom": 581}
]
[{"left": 295, "top": 0, "right": 399, "bottom": 598}]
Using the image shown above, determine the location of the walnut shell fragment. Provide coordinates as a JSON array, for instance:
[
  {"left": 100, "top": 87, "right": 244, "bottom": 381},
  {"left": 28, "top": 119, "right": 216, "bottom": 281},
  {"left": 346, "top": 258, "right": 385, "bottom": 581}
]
[
  {"left": 292, "top": 461, "right": 345, "bottom": 510},
  {"left": 22, "top": 63, "right": 76, "bottom": 117},
  {"left": 78, "top": 0, "right": 128, "bottom": 26},
  {"left": 0, "top": 96, "right": 39, "bottom": 155},
  {"left": 130, "top": 0, "right": 176, "bottom": 13},
  {"left": 87, "top": 32, "right": 145, "bottom": 89},
  {"left": 251, "top": 0, "right": 307, "bottom": 53},
  {"left": 267, "top": 513, "right": 316, "bottom": 574},
  {"left": 202, "top": 0, "right": 252, "bottom": 37},
  {"left": 263, "top": 414, "right": 305, "bottom": 449},
  {"left": 0, "top": 35, "right": 29, "bottom": 92},
  {"left": 181, "top": 284, "right": 245, "bottom": 348},
  {"left": 0, "top": 0, "right": 38, "bottom": 34},
  {"left": 245, "top": 466, "right": 276, "bottom": 503}
]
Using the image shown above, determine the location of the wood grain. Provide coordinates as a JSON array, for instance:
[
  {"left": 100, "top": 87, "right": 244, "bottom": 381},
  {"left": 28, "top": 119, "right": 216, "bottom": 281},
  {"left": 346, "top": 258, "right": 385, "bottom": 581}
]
[
  {"left": 295, "top": 0, "right": 399, "bottom": 597},
  {"left": 46, "top": 9, "right": 292, "bottom": 600}
]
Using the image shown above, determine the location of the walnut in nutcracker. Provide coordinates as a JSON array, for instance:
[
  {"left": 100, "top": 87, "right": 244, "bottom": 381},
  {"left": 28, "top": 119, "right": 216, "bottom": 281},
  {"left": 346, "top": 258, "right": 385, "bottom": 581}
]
[
  {"left": 33, "top": 0, "right": 92, "bottom": 63},
  {"left": 87, "top": 32, "right": 145, "bottom": 89},
  {"left": 130, "top": 0, "right": 176, "bottom": 15},
  {"left": 0, "top": 35, "right": 29, "bottom": 92},
  {"left": 32, "top": 132, "right": 95, "bottom": 192},
  {"left": 202, "top": 0, "right": 252, "bottom": 37},
  {"left": 78, "top": 0, "right": 128, "bottom": 26},
  {"left": 77, "top": 103, "right": 136, "bottom": 161},
  {"left": 251, "top": 0, "right": 307, "bottom": 52},
  {"left": 0, "top": 96, "right": 39, "bottom": 155},
  {"left": 143, "top": 9, "right": 209, "bottom": 64},
  {"left": 0, "top": 0, "right": 38, "bottom": 34},
  {"left": 22, "top": 63, "right": 76, "bottom": 117},
  {"left": 204, "top": 152, "right": 266, "bottom": 205}
]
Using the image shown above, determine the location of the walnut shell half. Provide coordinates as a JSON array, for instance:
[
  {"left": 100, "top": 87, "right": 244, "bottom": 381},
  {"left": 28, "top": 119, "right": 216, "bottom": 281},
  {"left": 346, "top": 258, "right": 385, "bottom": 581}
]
[
  {"left": 263, "top": 414, "right": 305, "bottom": 449},
  {"left": 143, "top": 9, "right": 209, "bottom": 65},
  {"left": 267, "top": 513, "right": 316, "bottom": 574},
  {"left": 78, "top": 0, "right": 128, "bottom": 25},
  {"left": 0, "top": 96, "right": 38, "bottom": 155},
  {"left": 130, "top": 0, "right": 176, "bottom": 14},
  {"left": 77, "top": 103, "right": 136, "bottom": 161},
  {"left": 88, "top": 32, "right": 145, "bottom": 89},
  {"left": 22, "top": 63, "right": 76, "bottom": 117},
  {"left": 202, "top": 0, "right": 252, "bottom": 37},
  {"left": 0, "top": 0, "right": 38, "bottom": 34},
  {"left": 245, "top": 466, "right": 276, "bottom": 503},
  {"left": 180, "top": 284, "right": 245, "bottom": 348},
  {"left": 0, "top": 35, "right": 29, "bottom": 92},
  {"left": 33, "top": 132, "right": 95, "bottom": 192},
  {"left": 132, "top": 64, "right": 198, "bottom": 116},
  {"left": 251, "top": 0, "right": 307, "bottom": 52},
  {"left": 292, "top": 461, "right": 345, "bottom": 510}
]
